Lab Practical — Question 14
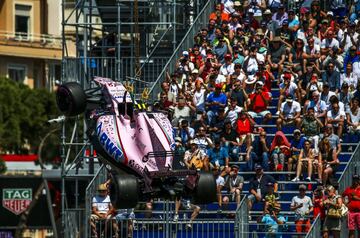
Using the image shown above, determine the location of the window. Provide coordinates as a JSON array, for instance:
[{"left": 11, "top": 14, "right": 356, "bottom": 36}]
[
  {"left": 15, "top": 4, "right": 32, "bottom": 39},
  {"left": 8, "top": 65, "right": 26, "bottom": 83}
]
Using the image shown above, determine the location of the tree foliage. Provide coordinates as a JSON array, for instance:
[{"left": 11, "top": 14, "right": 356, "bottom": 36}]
[{"left": 0, "top": 78, "right": 60, "bottom": 162}]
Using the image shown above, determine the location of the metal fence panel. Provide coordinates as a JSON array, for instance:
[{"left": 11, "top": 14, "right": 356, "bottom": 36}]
[{"left": 148, "top": 0, "right": 215, "bottom": 102}]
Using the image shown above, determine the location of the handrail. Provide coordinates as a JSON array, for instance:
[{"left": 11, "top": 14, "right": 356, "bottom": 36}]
[
  {"left": 305, "top": 215, "right": 320, "bottom": 238},
  {"left": 148, "top": 0, "right": 214, "bottom": 101},
  {"left": 0, "top": 30, "right": 62, "bottom": 44},
  {"left": 338, "top": 142, "right": 360, "bottom": 192}
]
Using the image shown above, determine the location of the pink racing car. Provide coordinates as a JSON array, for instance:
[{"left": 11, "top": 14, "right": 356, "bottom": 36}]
[{"left": 56, "top": 77, "right": 216, "bottom": 208}]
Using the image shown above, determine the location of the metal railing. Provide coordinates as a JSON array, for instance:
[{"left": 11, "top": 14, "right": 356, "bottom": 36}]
[
  {"left": 0, "top": 30, "right": 62, "bottom": 48},
  {"left": 305, "top": 215, "right": 321, "bottom": 238},
  {"left": 84, "top": 165, "right": 108, "bottom": 238},
  {"left": 235, "top": 196, "right": 248, "bottom": 238},
  {"left": 62, "top": 56, "right": 168, "bottom": 87},
  {"left": 148, "top": 0, "right": 215, "bottom": 102},
  {"left": 338, "top": 143, "right": 360, "bottom": 193}
]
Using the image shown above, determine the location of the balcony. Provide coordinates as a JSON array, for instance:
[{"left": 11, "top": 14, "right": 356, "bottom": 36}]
[{"left": 0, "top": 31, "right": 62, "bottom": 60}]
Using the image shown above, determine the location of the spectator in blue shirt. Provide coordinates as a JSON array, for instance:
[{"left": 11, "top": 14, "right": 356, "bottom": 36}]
[
  {"left": 213, "top": 36, "right": 229, "bottom": 63},
  {"left": 322, "top": 62, "right": 341, "bottom": 93},
  {"left": 343, "top": 46, "right": 360, "bottom": 72},
  {"left": 261, "top": 208, "right": 286, "bottom": 238},
  {"left": 289, "top": 129, "right": 305, "bottom": 174},
  {"left": 206, "top": 84, "right": 227, "bottom": 124},
  {"left": 205, "top": 140, "right": 230, "bottom": 176}
]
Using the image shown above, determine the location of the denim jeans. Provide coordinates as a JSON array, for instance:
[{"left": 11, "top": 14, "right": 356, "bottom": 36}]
[
  {"left": 224, "top": 142, "right": 241, "bottom": 161},
  {"left": 247, "top": 152, "right": 269, "bottom": 171}
]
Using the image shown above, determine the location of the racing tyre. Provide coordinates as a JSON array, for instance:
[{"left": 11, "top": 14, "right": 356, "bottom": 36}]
[
  {"left": 110, "top": 174, "right": 140, "bottom": 209},
  {"left": 193, "top": 172, "right": 217, "bottom": 204},
  {"left": 56, "top": 82, "right": 87, "bottom": 117}
]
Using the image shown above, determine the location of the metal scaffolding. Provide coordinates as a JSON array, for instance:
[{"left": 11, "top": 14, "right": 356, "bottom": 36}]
[{"left": 59, "top": 0, "right": 205, "bottom": 236}]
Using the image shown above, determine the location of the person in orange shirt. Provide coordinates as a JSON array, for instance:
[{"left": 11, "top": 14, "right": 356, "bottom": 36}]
[
  {"left": 235, "top": 110, "right": 255, "bottom": 149},
  {"left": 209, "top": 3, "right": 230, "bottom": 23}
]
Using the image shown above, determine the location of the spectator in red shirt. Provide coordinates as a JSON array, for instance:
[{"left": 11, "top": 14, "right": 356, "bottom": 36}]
[
  {"left": 236, "top": 111, "right": 255, "bottom": 149},
  {"left": 313, "top": 185, "right": 326, "bottom": 222},
  {"left": 342, "top": 175, "right": 360, "bottom": 237},
  {"left": 247, "top": 81, "right": 272, "bottom": 123}
]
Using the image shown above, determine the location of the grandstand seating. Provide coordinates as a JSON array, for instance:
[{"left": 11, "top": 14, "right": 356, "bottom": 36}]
[{"left": 130, "top": 79, "right": 358, "bottom": 238}]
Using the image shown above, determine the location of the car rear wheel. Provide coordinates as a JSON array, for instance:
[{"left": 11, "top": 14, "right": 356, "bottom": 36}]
[
  {"left": 193, "top": 172, "right": 217, "bottom": 204},
  {"left": 56, "top": 82, "right": 87, "bottom": 117},
  {"left": 110, "top": 174, "right": 139, "bottom": 209}
]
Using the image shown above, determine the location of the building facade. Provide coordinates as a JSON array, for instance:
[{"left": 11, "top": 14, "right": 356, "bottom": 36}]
[{"left": 0, "top": 0, "right": 63, "bottom": 90}]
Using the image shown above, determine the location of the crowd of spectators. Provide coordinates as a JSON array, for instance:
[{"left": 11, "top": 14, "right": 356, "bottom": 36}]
[{"left": 151, "top": 0, "right": 360, "bottom": 236}]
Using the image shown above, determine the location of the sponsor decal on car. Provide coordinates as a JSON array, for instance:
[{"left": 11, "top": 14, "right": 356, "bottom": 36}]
[
  {"left": 2, "top": 188, "right": 32, "bottom": 215},
  {"left": 96, "top": 122, "right": 124, "bottom": 162}
]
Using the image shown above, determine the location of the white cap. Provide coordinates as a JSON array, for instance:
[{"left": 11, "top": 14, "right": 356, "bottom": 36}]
[
  {"left": 264, "top": 9, "right": 272, "bottom": 15},
  {"left": 327, "top": 11, "right": 333, "bottom": 16},
  {"left": 182, "top": 51, "right": 189, "bottom": 56},
  {"left": 248, "top": 8, "right": 255, "bottom": 14},
  {"left": 192, "top": 68, "right": 199, "bottom": 74},
  {"left": 256, "top": 81, "right": 264, "bottom": 86}
]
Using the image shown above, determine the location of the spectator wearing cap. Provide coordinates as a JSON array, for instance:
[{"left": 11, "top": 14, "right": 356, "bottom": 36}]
[
  {"left": 246, "top": 7, "right": 260, "bottom": 30},
  {"left": 246, "top": 130, "right": 270, "bottom": 171},
  {"left": 276, "top": 95, "right": 302, "bottom": 131},
  {"left": 267, "top": 36, "right": 286, "bottom": 74},
  {"left": 342, "top": 175, "right": 360, "bottom": 237},
  {"left": 320, "top": 82, "right": 336, "bottom": 106},
  {"left": 271, "top": 3, "right": 288, "bottom": 29},
  {"left": 277, "top": 72, "right": 300, "bottom": 115},
  {"left": 260, "top": 206, "right": 286, "bottom": 237},
  {"left": 346, "top": 97, "right": 360, "bottom": 135},
  {"left": 90, "top": 184, "right": 114, "bottom": 236},
  {"left": 290, "top": 184, "right": 314, "bottom": 236},
  {"left": 339, "top": 81, "right": 352, "bottom": 111},
  {"left": 205, "top": 83, "right": 227, "bottom": 124},
  {"left": 247, "top": 81, "right": 272, "bottom": 123},
  {"left": 276, "top": 19, "right": 292, "bottom": 46},
  {"left": 323, "top": 185, "right": 343, "bottom": 238},
  {"left": 220, "top": 53, "right": 235, "bottom": 78},
  {"left": 228, "top": 12, "right": 242, "bottom": 33},
  {"left": 223, "top": 165, "right": 244, "bottom": 209},
  {"left": 292, "top": 138, "right": 316, "bottom": 182},
  {"left": 325, "top": 102, "right": 345, "bottom": 138},
  {"left": 289, "top": 129, "right": 306, "bottom": 174},
  {"left": 183, "top": 140, "right": 206, "bottom": 170},
  {"left": 343, "top": 45, "right": 360, "bottom": 74},
  {"left": 248, "top": 164, "right": 278, "bottom": 211},
  {"left": 205, "top": 139, "right": 230, "bottom": 176},
  {"left": 323, "top": 124, "right": 342, "bottom": 156}
]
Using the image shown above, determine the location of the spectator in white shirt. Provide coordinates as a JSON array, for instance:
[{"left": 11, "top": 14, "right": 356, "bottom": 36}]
[
  {"left": 276, "top": 95, "right": 301, "bottom": 131},
  {"left": 325, "top": 102, "right": 345, "bottom": 138}
]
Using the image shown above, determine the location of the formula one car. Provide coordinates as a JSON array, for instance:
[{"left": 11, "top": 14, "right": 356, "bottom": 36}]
[{"left": 56, "top": 77, "right": 216, "bottom": 208}]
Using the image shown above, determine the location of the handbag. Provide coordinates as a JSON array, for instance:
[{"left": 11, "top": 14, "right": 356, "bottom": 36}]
[
  {"left": 327, "top": 204, "right": 348, "bottom": 218},
  {"left": 327, "top": 207, "right": 342, "bottom": 218}
]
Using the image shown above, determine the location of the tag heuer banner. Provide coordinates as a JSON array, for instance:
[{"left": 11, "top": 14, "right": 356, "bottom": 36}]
[
  {"left": 2, "top": 188, "right": 32, "bottom": 215},
  {"left": 0, "top": 177, "right": 52, "bottom": 228}
]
